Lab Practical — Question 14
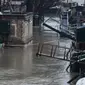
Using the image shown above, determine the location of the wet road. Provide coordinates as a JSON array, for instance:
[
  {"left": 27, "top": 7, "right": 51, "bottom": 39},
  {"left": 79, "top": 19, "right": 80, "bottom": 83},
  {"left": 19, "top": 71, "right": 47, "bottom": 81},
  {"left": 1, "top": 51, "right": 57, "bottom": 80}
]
[
  {"left": 0, "top": 15, "right": 78, "bottom": 85},
  {"left": 0, "top": 31, "right": 78, "bottom": 85},
  {"left": 0, "top": 43, "right": 33, "bottom": 79}
]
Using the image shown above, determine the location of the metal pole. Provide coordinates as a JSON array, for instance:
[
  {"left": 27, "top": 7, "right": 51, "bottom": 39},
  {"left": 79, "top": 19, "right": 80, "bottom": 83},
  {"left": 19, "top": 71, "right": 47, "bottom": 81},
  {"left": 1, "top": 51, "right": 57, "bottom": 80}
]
[
  {"left": 84, "top": 0, "right": 85, "bottom": 6},
  {"left": 67, "top": 0, "right": 68, "bottom": 3}
]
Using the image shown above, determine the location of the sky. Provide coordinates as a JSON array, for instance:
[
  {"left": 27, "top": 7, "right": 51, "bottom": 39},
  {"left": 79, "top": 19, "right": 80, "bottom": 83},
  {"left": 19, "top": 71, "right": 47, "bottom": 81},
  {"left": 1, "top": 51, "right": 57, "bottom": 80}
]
[
  {"left": 62, "top": 0, "right": 85, "bottom": 5},
  {"left": 72, "top": 0, "right": 84, "bottom": 5}
]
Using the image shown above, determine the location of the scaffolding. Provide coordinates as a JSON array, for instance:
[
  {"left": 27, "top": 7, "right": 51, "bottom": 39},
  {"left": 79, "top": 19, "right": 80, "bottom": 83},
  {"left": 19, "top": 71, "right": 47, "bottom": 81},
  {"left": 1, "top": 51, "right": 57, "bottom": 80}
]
[{"left": 0, "top": 0, "right": 26, "bottom": 13}]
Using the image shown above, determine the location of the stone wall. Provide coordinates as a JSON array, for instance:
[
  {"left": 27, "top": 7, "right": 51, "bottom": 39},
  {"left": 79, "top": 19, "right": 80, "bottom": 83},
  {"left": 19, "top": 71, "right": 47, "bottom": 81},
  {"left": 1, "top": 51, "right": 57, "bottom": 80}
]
[{"left": 9, "top": 13, "right": 33, "bottom": 45}]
